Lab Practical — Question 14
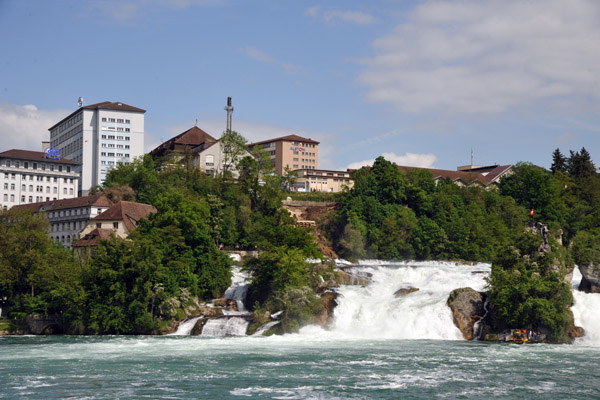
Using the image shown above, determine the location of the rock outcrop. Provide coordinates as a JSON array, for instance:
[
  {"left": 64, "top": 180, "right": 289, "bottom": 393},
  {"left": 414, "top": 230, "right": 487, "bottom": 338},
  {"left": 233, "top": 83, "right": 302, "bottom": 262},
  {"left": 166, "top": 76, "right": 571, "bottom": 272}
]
[
  {"left": 447, "top": 288, "right": 486, "bottom": 340},
  {"left": 578, "top": 263, "right": 600, "bottom": 293},
  {"left": 335, "top": 268, "right": 371, "bottom": 286},
  {"left": 394, "top": 286, "right": 419, "bottom": 297},
  {"left": 315, "top": 291, "right": 338, "bottom": 328}
]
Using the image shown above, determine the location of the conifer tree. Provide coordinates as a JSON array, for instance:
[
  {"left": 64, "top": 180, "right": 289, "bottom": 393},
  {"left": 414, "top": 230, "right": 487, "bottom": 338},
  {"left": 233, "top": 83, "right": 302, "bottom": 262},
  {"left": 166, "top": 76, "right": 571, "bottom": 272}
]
[{"left": 550, "top": 148, "right": 567, "bottom": 174}]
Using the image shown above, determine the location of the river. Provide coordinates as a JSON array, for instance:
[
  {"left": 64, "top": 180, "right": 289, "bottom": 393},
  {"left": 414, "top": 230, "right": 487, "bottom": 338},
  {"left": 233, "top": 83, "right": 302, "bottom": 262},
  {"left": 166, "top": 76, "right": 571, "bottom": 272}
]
[{"left": 1, "top": 261, "right": 599, "bottom": 399}]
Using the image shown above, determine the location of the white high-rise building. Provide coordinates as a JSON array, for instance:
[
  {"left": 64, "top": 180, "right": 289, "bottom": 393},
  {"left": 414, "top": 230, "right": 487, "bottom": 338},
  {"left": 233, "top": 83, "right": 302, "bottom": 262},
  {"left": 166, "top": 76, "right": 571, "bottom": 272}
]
[
  {"left": 48, "top": 101, "right": 145, "bottom": 195},
  {"left": 0, "top": 149, "right": 80, "bottom": 210}
]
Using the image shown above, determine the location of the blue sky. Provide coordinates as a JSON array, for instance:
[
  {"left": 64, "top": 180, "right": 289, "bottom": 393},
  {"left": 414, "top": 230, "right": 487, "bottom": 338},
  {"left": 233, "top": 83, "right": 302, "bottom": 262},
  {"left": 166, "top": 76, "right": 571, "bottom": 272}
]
[{"left": 1, "top": 0, "right": 599, "bottom": 171}]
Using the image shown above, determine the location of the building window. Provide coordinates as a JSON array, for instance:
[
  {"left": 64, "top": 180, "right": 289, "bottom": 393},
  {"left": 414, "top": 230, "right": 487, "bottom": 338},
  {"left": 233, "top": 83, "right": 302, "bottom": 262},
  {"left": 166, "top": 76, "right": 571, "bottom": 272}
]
[
  {"left": 96, "top": 223, "right": 102, "bottom": 228},
  {"left": 10, "top": 183, "right": 15, "bottom": 190},
  {"left": 102, "top": 117, "right": 107, "bottom": 122},
  {"left": 10, "top": 194, "right": 14, "bottom": 202},
  {"left": 3, "top": 183, "right": 7, "bottom": 189},
  {"left": 5, "top": 160, "right": 10, "bottom": 167},
  {"left": 117, "top": 119, "right": 124, "bottom": 123},
  {"left": 67, "top": 166, "right": 71, "bottom": 172},
  {"left": 109, "top": 118, "right": 115, "bottom": 122},
  {"left": 113, "top": 222, "right": 119, "bottom": 229},
  {"left": 21, "top": 195, "right": 25, "bottom": 202},
  {"left": 21, "top": 184, "right": 25, "bottom": 191}
]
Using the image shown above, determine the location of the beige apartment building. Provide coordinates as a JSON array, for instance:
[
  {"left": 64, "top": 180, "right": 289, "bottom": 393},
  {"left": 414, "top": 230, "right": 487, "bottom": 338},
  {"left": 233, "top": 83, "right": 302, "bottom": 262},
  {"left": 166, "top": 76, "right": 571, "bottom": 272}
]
[{"left": 247, "top": 135, "right": 319, "bottom": 175}]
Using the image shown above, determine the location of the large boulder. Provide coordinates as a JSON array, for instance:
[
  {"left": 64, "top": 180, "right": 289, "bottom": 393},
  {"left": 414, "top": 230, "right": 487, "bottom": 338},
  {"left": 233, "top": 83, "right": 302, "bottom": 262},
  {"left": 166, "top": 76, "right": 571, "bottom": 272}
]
[
  {"left": 447, "top": 288, "right": 486, "bottom": 340},
  {"left": 579, "top": 263, "right": 600, "bottom": 293},
  {"left": 315, "top": 291, "right": 338, "bottom": 328}
]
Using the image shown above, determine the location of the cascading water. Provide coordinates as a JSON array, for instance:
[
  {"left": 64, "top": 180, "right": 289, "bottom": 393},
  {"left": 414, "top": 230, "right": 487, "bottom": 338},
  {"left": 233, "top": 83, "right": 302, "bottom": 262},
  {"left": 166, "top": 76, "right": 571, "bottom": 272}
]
[
  {"left": 326, "top": 261, "right": 490, "bottom": 340},
  {"left": 201, "top": 317, "right": 250, "bottom": 336},
  {"left": 571, "top": 267, "right": 600, "bottom": 345},
  {"left": 224, "top": 266, "right": 250, "bottom": 313},
  {"left": 171, "top": 316, "right": 203, "bottom": 335}
]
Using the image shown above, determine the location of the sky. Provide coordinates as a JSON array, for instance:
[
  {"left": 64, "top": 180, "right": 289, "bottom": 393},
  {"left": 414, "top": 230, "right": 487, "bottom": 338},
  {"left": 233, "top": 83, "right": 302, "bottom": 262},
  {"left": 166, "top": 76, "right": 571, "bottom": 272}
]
[{"left": 1, "top": 0, "right": 599, "bottom": 171}]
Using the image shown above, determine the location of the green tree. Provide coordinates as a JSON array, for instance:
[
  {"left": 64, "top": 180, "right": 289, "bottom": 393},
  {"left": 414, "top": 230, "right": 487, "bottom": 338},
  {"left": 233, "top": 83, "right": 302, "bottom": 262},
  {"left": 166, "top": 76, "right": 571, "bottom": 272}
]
[
  {"left": 220, "top": 129, "right": 248, "bottom": 178},
  {"left": 550, "top": 148, "right": 567, "bottom": 174}
]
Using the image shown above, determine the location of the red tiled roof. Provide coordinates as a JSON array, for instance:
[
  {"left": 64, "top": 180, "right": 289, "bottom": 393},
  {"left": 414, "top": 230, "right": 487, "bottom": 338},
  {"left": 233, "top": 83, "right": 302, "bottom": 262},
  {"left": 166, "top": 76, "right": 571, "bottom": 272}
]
[
  {"left": 11, "top": 194, "right": 113, "bottom": 212},
  {"left": 71, "top": 228, "right": 115, "bottom": 247},
  {"left": 0, "top": 149, "right": 80, "bottom": 165},
  {"left": 48, "top": 101, "right": 145, "bottom": 130},
  {"left": 92, "top": 201, "right": 156, "bottom": 231},
  {"left": 83, "top": 101, "right": 145, "bottom": 113},
  {"left": 248, "top": 134, "right": 320, "bottom": 148},
  {"left": 397, "top": 165, "right": 513, "bottom": 186},
  {"left": 150, "top": 126, "right": 217, "bottom": 157}
]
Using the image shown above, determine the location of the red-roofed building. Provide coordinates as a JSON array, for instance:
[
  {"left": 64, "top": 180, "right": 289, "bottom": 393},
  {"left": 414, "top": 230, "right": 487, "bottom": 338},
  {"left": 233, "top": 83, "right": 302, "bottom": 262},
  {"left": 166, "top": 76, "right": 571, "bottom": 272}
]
[
  {"left": 396, "top": 164, "right": 513, "bottom": 188},
  {"left": 0, "top": 149, "right": 80, "bottom": 210},
  {"left": 73, "top": 201, "right": 156, "bottom": 250},
  {"left": 149, "top": 126, "right": 217, "bottom": 159},
  {"left": 12, "top": 194, "right": 114, "bottom": 246}
]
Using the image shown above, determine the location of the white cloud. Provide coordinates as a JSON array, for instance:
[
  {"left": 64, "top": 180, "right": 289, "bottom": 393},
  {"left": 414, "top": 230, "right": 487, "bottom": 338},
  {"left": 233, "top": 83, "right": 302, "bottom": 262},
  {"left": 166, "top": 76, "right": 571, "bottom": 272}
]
[
  {"left": 305, "top": 6, "right": 379, "bottom": 25},
  {"left": 0, "top": 104, "right": 70, "bottom": 152},
  {"left": 360, "top": 0, "right": 600, "bottom": 114},
  {"left": 346, "top": 152, "right": 437, "bottom": 170},
  {"left": 243, "top": 46, "right": 306, "bottom": 76},
  {"left": 244, "top": 46, "right": 275, "bottom": 64}
]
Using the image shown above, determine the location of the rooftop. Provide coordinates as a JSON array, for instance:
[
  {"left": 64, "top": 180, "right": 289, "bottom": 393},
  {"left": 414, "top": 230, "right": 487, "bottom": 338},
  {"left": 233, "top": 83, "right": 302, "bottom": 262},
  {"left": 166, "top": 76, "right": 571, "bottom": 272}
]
[
  {"left": 150, "top": 126, "right": 217, "bottom": 157},
  {"left": 49, "top": 101, "right": 146, "bottom": 130},
  {"left": 0, "top": 149, "right": 80, "bottom": 165},
  {"left": 247, "top": 134, "right": 320, "bottom": 148},
  {"left": 92, "top": 201, "right": 157, "bottom": 231},
  {"left": 11, "top": 194, "right": 113, "bottom": 213}
]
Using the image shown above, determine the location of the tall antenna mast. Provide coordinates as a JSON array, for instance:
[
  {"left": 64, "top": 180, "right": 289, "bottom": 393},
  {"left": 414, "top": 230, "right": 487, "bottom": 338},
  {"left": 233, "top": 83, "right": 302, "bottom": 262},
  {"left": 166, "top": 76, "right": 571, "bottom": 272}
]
[
  {"left": 471, "top": 147, "right": 474, "bottom": 166},
  {"left": 224, "top": 96, "right": 234, "bottom": 132}
]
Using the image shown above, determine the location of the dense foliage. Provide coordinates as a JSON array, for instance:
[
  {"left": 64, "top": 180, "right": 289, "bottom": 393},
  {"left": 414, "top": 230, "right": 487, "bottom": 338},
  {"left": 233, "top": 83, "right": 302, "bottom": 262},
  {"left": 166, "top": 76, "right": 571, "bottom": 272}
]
[
  {"left": 327, "top": 156, "right": 526, "bottom": 262},
  {"left": 1, "top": 143, "right": 599, "bottom": 340}
]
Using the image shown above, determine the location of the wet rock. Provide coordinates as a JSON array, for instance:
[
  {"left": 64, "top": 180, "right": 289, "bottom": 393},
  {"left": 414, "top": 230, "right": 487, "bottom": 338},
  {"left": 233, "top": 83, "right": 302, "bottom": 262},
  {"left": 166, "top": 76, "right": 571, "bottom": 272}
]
[
  {"left": 315, "top": 291, "right": 338, "bottom": 329},
  {"left": 579, "top": 263, "right": 600, "bottom": 293},
  {"left": 335, "top": 269, "right": 370, "bottom": 286},
  {"left": 190, "top": 318, "right": 207, "bottom": 335},
  {"left": 447, "top": 288, "right": 485, "bottom": 340},
  {"left": 394, "top": 286, "right": 419, "bottom": 297}
]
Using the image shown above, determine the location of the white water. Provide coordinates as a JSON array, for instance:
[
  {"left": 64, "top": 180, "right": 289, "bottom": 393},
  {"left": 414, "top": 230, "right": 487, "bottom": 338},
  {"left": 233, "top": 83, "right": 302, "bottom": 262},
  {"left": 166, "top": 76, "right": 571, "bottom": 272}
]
[
  {"left": 253, "top": 321, "right": 280, "bottom": 336},
  {"left": 224, "top": 266, "right": 250, "bottom": 313},
  {"left": 171, "top": 316, "right": 202, "bottom": 336},
  {"left": 571, "top": 267, "right": 600, "bottom": 345},
  {"left": 201, "top": 317, "right": 250, "bottom": 336},
  {"left": 327, "top": 261, "right": 490, "bottom": 340}
]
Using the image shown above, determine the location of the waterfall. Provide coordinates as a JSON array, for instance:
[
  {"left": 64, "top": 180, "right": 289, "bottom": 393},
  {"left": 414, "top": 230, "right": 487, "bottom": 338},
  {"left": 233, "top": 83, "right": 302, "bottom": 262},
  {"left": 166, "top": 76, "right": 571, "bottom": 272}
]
[
  {"left": 473, "top": 296, "right": 490, "bottom": 340},
  {"left": 224, "top": 266, "right": 250, "bottom": 313},
  {"left": 253, "top": 321, "right": 280, "bottom": 336},
  {"left": 170, "top": 316, "right": 202, "bottom": 336},
  {"left": 201, "top": 317, "right": 250, "bottom": 336},
  {"left": 571, "top": 267, "right": 600, "bottom": 345},
  {"left": 327, "top": 261, "right": 490, "bottom": 340}
]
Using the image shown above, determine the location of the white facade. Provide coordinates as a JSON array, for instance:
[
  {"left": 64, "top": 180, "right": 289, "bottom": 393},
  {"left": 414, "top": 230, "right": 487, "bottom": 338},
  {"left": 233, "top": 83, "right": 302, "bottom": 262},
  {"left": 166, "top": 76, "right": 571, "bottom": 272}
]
[
  {"left": 47, "top": 201, "right": 112, "bottom": 247},
  {"left": 49, "top": 101, "right": 145, "bottom": 195},
  {"left": 193, "top": 141, "right": 254, "bottom": 178},
  {"left": 0, "top": 150, "right": 79, "bottom": 210}
]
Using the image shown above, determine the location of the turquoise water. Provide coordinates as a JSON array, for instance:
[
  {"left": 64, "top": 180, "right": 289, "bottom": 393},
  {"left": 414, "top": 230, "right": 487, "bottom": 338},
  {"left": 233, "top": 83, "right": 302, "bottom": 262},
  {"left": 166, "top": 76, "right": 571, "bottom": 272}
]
[{"left": 1, "top": 334, "right": 599, "bottom": 399}]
